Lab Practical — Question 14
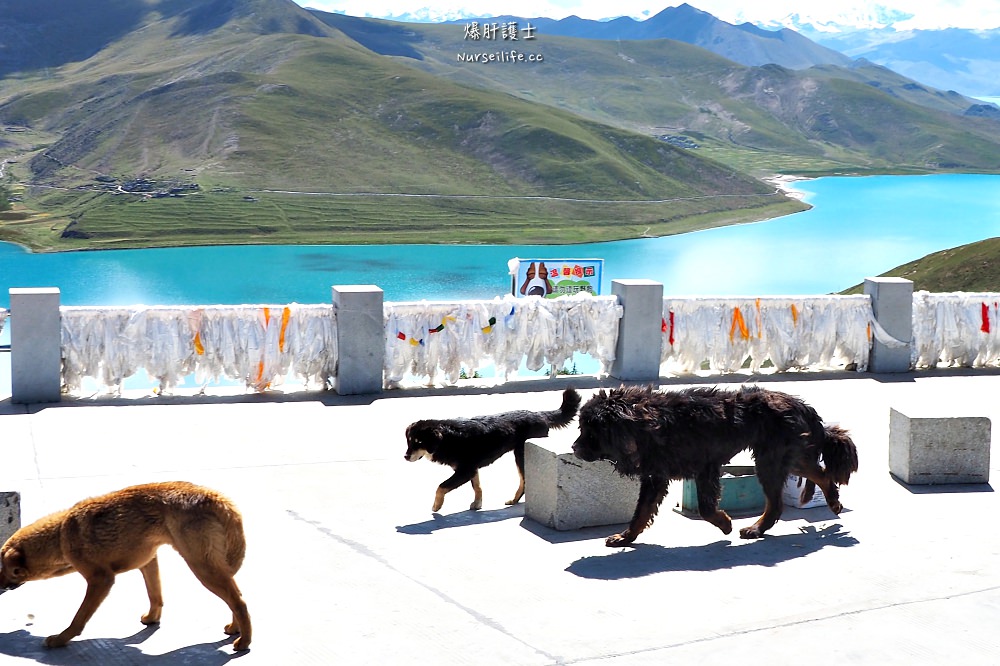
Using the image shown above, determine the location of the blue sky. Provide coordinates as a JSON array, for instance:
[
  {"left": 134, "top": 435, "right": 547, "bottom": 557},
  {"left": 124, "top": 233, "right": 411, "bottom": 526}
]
[{"left": 296, "top": 1, "right": 1000, "bottom": 29}]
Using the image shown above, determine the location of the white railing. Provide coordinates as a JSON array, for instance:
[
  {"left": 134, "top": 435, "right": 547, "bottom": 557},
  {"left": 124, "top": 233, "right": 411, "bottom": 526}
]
[
  {"left": 31, "top": 289, "right": 1000, "bottom": 398},
  {"left": 60, "top": 304, "right": 337, "bottom": 394},
  {"left": 384, "top": 294, "right": 622, "bottom": 386},
  {"left": 661, "top": 296, "right": 875, "bottom": 373},
  {"left": 912, "top": 291, "right": 1000, "bottom": 368},
  {"left": 0, "top": 308, "right": 7, "bottom": 337}
]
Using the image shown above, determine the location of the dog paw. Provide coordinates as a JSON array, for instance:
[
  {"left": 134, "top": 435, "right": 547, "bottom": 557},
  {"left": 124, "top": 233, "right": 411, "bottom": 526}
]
[
  {"left": 224, "top": 622, "right": 239, "bottom": 635},
  {"left": 140, "top": 614, "right": 161, "bottom": 625},
  {"left": 469, "top": 500, "right": 482, "bottom": 511},
  {"left": 828, "top": 501, "right": 843, "bottom": 515},
  {"left": 739, "top": 526, "right": 763, "bottom": 539},
  {"left": 605, "top": 532, "right": 635, "bottom": 547},
  {"left": 707, "top": 514, "right": 733, "bottom": 535},
  {"left": 233, "top": 634, "right": 251, "bottom": 651},
  {"left": 43, "top": 634, "right": 70, "bottom": 648}
]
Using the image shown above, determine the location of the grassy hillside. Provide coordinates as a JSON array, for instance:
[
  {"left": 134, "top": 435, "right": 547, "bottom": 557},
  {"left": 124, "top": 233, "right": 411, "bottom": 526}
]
[
  {"left": 320, "top": 15, "right": 1000, "bottom": 177},
  {"left": 842, "top": 238, "right": 1000, "bottom": 294},
  {"left": 0, "top": 0, "right": 337, "bottom": 77},
  {"left": 0, "top": 1, "right": 809, "bottom": 251}
]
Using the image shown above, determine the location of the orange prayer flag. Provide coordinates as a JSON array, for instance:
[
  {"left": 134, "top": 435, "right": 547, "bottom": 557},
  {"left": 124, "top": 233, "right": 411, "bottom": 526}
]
[{"left": 279, "top": 306, "right": 291, "bottom": 352}]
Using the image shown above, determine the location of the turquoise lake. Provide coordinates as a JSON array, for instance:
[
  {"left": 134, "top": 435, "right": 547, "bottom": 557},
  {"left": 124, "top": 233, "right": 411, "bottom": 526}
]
[{"left": 1, "top": 173, "right": 999, "bottom": 310}]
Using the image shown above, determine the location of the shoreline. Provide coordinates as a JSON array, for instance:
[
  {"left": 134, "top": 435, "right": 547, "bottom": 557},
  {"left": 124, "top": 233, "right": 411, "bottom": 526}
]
[
  {"left": 4, "top": 174, "right": 999, "bottom": 309},
  {"left": 0, "top": 196, "right": 806, "bottom": 255},
  {"left": 764, "top": 174, "right": 814, "bottom": 200},
  {"left": 4, "top": 172, "right": 989, "bottom": 255}
]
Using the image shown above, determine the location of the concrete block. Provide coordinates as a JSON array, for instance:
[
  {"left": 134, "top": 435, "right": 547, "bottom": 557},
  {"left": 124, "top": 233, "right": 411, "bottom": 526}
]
[
  {"left": 678, "top": 466, "right": 765, "bottom": 517},
  {"left": 864, "top": 277, "right": 913, "bottom": 373},
  {"left": 332, "top": 285, "right": 384, "bottom": 395},
  {"left": 610, "top": 279, "right": 663, "bottom": 382},
  {"left": 525, "top": 434, "right": 639, "bottom": 531},
  {"left": 889, "top": 407, "right": 991, "bottom": 484},
  {"left": 1, "top": 491, "right": 20, "bottom": 545},
  {"left": 9, "top": 287, "right": 62, "bottom": 404}
]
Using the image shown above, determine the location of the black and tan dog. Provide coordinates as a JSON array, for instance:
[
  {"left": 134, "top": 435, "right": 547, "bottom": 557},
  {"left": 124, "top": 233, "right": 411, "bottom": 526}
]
[
  {"left": 405, "top": 388, "right": 581, "bottom": 511},
  {"left": 0, "top": 481, "right": 251, "bottom": 650},
  {"left": 573, "top": 385, "right": 858, "bottom": 546}
]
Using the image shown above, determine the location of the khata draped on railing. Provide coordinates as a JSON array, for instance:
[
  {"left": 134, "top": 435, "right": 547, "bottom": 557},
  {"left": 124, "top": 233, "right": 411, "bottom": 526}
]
[
  {"left": 912, "top": 291, "right": 1000, "bottom": 368},
  {"left": 384, "top": 294, "right": 623, "bottom": 386},
  {"left": 60, "top": 304, "right": 337, "bottom": 394},
  {"left": 660, "top": 296, "right": 876, "bottom": 374}
]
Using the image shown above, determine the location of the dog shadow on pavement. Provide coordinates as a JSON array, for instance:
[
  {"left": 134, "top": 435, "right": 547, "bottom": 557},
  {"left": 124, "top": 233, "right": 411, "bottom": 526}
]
[
  {"left": 0, "top": 626, "right": 240, "bottom": 665},
  {"left": 566, "top": 523, "right": 858, "bottom": 580},
  {"left": 396, "top": 504, "right": 525, "bottom": 535}
]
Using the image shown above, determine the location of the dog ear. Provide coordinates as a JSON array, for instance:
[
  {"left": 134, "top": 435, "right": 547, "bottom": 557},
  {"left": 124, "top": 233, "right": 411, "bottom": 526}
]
[
  {"left": 607, "top": 437, "right": 643, "bottom": 475},
  {"left": 624, "top": 438, "right": 645, "bottom": 472}
]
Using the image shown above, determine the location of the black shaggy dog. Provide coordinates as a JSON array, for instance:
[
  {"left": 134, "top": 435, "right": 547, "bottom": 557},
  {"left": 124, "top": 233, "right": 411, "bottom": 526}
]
[
  {"left": 573, "top": 385, "right": 858, "bottom": 546},
  {"left": 405, "top": 388, "right": 581, "bottom": 512}
]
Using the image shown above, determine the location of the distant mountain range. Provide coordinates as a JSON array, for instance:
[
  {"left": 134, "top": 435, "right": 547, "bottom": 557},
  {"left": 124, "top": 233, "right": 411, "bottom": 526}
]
[
  {"left": 416, "top": 3, "right": 1000, "bottom": 97},
  {"left": 450, "top": 4, "right": 854, "bottom": 70},
  {"left": 314, "top": 9, "right": 1000, "bottom": 173},
  {"left": 801, "top": 26, "right": 1000, "bottom": 98}
]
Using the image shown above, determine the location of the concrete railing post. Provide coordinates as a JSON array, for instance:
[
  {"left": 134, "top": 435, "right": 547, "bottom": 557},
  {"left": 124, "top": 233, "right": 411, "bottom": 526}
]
[
  {"left": 1, "top": 492, "right": 20, "bottom": 544},
  {"left": 9, "top": 287, "right": 62, "bottom": 404},
  {"left": 864, "top": 277, "right": 913, "bottom": 373},
  {"left": 332, "top": 285, "right": 384, "bottom": 395},
  {"left": 610, "top": 279, "right": 664, "bottom": 382}
]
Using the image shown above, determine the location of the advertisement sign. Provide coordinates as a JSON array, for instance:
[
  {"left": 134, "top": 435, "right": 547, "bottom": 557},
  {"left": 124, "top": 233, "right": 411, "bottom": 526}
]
[{"left": 508, "top": 258, "right": 604, "bottom": 298}]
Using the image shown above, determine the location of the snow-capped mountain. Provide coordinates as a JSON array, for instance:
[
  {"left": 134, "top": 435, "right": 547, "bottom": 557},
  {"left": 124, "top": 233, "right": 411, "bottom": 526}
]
[{"left": 756, "top": 6, "right": 916, "bottom": 35}]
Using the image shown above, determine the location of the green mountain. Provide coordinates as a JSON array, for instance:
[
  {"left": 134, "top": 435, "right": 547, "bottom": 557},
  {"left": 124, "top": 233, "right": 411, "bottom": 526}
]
[
  {"left": 843, "top": 238, "right": 1000, "bottom": 294},
  {"left": 313, "top": 12, "right": 1000, "bottom": 177},
  {"left": 0, "top": 0, "right": 807, "bottom": 250},
  {"left": 4, "top": 1, "right": 1000, "bottom": 252}
]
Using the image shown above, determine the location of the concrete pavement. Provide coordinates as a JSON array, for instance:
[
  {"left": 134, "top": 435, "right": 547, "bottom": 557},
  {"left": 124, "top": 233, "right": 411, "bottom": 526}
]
[{"left": 1, "top": 370, "right": 999, "bottom": 664}]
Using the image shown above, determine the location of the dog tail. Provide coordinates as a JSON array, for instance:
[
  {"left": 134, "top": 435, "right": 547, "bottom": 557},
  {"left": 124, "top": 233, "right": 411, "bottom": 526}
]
[
  {"left": 543, "top": 388, "right": 582, "bottom": 429},
  {"left": 820, "top": 424, "right": 859, "bottom": 486}
]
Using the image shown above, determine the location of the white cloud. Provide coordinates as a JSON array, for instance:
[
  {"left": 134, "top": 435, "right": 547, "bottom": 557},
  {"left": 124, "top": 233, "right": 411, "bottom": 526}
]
[
  {"left": 714, "top": 0, "right": 1000, "bottom": 30},
  {"left": 297, "top": 1, "right": 1000, "bottom": 29}
]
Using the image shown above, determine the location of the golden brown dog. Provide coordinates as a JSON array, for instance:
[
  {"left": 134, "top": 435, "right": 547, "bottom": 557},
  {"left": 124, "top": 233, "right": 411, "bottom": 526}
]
[{"left": 0, "top": 481, "right": 251, "bottom": 650}]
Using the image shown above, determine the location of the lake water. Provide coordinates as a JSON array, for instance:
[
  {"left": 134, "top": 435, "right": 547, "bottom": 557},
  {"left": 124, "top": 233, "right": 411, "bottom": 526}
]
[{"left": 1, "top": 173, "right": 999, "bottom": 311}]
